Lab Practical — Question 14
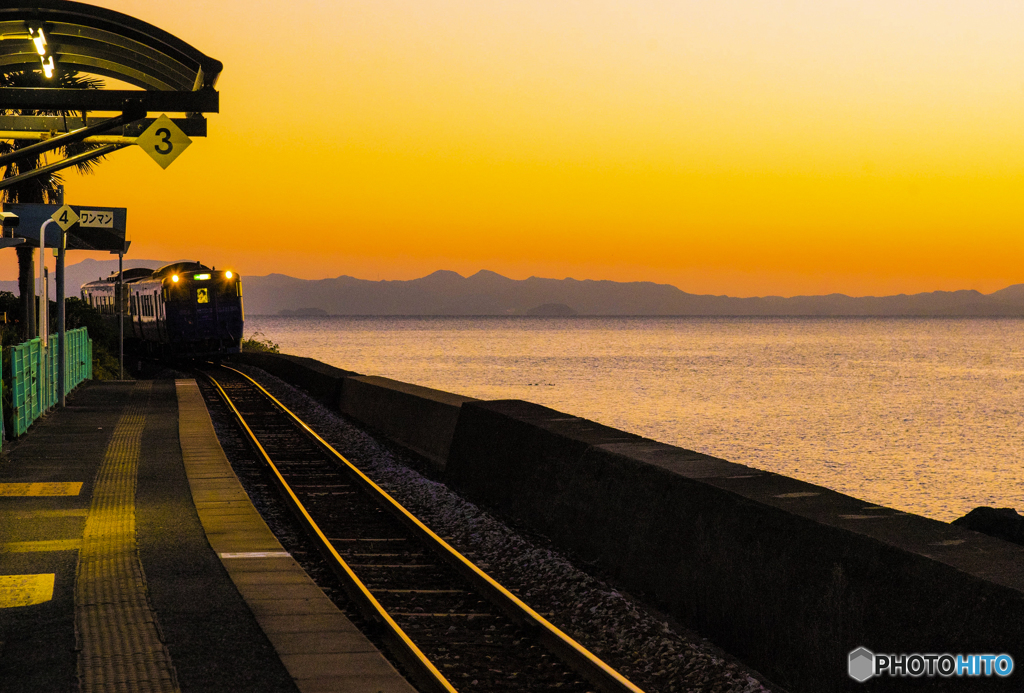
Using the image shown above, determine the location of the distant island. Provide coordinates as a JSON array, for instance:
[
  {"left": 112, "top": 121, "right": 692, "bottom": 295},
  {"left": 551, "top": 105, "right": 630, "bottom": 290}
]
[
  {"left": 15, "top": 260, "right": 1024, "bottom": 317},
  {"left": 526, "top": 303, "right": 578, "bottom": 316}
]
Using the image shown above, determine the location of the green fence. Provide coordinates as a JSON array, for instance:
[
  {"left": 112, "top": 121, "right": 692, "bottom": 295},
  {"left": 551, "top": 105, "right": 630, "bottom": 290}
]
[
  {"left": 65, "top": 326, "right": 92, "bottom": 385},
  {"left": 10, "top": 337, "right": 41, "bottom": 438},
  {"left": 8, "top": 328, "right": 93, "bottom": 438}
]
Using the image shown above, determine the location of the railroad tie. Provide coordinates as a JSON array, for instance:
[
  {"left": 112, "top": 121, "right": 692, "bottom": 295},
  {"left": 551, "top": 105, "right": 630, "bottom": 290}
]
[{"left": 74, "top": 381, "right": 181, "bottom": 693}]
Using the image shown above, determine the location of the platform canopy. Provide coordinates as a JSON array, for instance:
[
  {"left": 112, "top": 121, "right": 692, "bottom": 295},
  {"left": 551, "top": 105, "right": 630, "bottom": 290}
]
[
  {"left": 0, "top": 1, "right": 221, "bottom": 190},
  {"left": 0, "top": 0, "right": 221, "bottom": 112}
]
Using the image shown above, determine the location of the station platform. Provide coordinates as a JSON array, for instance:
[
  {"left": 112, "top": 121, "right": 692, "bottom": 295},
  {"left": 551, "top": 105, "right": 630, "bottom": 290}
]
[{"left": 0, "top": 379, "right": 415, "bottom": 693}]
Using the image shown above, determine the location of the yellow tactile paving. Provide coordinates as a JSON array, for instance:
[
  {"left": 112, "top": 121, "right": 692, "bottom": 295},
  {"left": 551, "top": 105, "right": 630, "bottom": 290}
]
[
  {"left": 75, "top": 381, "right": 181, "bottom": 693},
  {"left": 0, "top": 539, "right": 82, "bottom": 553},
  {"left": 0, "top": 482, "right": 83, "bottom": 496},
  {"left": 0, "top": 574, "right": 55, "bottom": 607}
]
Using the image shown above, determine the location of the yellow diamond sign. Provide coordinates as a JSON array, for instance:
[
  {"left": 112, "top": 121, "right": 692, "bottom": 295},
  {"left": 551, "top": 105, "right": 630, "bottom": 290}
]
[
  {"left": 137, "top": 114, "right": 192, "bottom": 169},
  {"left": 50, "top": 204, "right": 79, "bottom": 231}
]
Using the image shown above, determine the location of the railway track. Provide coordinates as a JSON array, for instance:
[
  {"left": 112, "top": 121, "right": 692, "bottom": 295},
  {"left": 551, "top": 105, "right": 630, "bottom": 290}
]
[{"left": 200, "top": 364, "right": 645, "bottom": 693}]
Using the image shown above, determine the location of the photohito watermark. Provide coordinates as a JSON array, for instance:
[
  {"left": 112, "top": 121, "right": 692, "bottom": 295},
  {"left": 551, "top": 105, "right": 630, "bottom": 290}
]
[{"left": 849, "top": 647, "right": 1014, "bottom": 682}]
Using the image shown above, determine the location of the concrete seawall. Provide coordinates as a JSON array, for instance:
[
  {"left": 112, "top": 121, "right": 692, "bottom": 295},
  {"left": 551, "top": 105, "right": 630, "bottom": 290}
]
[
  {"left": 341, "top": 376, "right": 477, "bottom": 468},
  {"left": 229, "top": 352, "right": 1024, "bottom": 692},
  {"left": 230, "top": 353, "right": 473, "bottom": 470}
]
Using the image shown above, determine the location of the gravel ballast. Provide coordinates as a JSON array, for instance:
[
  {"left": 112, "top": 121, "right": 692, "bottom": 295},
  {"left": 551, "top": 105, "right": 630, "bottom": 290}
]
[{"left": 221, "top": 365, "right": 781, "bottom": 693}]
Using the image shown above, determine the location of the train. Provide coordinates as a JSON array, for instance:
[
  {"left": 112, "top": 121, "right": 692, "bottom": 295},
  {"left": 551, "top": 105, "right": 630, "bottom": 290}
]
[{"left": 80, "top": 261, "right": 243, "bottom": 356}]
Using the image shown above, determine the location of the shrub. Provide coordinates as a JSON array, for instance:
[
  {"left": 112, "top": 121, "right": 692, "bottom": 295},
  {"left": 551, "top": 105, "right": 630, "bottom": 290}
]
[{"left": 242, "top": 332, "right": 280, "bottom": 353}]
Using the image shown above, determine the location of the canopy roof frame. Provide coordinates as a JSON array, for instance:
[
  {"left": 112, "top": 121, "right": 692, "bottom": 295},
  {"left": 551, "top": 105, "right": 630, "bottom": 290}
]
[
  {"left": 0, "top": 1, "right": 222, "bottom": 96},
  {"left": 0, "top": 1, "right": 221, "bottom": 189}
]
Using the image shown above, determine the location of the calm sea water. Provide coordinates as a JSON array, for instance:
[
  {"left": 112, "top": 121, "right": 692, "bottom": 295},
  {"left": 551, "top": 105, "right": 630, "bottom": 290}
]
[{"left": 246, "top": 316, "right": 1024, "bottom": 522}]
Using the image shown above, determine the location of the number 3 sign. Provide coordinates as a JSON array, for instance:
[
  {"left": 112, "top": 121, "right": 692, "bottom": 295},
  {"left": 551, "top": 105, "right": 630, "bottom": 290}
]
[{"left": 137, "top": 114, "right": 193, "bottom": 169}]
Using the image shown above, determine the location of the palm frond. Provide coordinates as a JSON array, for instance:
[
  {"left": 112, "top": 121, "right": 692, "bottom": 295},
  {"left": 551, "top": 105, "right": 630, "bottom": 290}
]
[
  {"left": 62, "top": 140, "right": 107, "bottom": 175},
  {"left": 1, "top": 68, "right": 108, "bottom": 201}
]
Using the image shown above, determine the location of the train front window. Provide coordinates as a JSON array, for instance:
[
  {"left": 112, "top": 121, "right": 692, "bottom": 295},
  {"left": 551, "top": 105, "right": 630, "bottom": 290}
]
[{"left": 197, "top": 288, "right": 209, "bottom": 304}]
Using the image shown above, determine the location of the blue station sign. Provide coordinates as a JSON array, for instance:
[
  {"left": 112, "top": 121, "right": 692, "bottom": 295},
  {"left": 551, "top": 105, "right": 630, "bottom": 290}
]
[{"left": 2, "top": 203, "right": 128, "bottom": 252}]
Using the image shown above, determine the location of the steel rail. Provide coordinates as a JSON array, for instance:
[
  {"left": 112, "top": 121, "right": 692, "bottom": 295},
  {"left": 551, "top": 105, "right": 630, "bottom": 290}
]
[
  {"left": 204, "top": 372, "right": 458, "bottom": 693},
  {"left": 215, "top": 364, "right": 647, "bottom": 693}
]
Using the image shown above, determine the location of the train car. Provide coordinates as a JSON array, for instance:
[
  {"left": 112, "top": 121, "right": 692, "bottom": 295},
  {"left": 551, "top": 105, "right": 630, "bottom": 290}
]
[{"left": 81, "top": 261, "right": 243, "bottom": 356}]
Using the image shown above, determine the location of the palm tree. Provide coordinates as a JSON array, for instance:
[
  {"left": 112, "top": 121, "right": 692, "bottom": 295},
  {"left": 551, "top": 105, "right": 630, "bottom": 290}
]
[{"left": 0, "top": 69, "right": 108, "bottom": 340}]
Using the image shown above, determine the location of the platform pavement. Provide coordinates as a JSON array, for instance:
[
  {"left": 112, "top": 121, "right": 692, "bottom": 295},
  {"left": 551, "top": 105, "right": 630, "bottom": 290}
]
[{"left": 0, "top": 379, "right": 415, "bottom": 693}]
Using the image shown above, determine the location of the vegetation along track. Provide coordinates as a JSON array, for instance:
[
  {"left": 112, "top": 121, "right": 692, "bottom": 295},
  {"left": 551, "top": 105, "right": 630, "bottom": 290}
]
[{"left": 200, "top": 364, "right": 646, "bottom": 693}]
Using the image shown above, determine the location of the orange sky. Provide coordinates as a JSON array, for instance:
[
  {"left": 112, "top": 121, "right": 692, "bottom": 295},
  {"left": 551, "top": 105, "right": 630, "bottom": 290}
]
[{"left": 6, "top": 0, "right": 1024, "bottom": 297}]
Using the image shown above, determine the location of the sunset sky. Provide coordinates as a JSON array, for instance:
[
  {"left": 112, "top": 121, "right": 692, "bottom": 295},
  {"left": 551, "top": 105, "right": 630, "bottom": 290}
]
[{"left": 7, "top": 0, "right": 1024, "bottom": 297}]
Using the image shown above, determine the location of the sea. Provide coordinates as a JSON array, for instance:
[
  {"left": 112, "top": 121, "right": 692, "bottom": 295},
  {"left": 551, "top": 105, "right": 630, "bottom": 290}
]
[{"left": 246, "top": 315, "right": 1024, "bottom": 523}]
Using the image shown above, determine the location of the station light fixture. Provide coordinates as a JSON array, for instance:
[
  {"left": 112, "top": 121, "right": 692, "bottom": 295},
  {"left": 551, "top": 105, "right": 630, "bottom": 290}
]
[
  {"left": 30, "top": 27, "right": 45, "bottom": 55},
  {"left": 28, "top": 26, "right": 55, "bottom": 78}
]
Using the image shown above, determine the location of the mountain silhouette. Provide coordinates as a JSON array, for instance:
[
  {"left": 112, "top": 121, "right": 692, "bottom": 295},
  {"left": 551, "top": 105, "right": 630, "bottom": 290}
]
[
  {"left": 237, "top": 270, "right": 1024, "bottom": 317},
  {"left": 10, "top": 261, "right": 1023, "bottom": 317}
]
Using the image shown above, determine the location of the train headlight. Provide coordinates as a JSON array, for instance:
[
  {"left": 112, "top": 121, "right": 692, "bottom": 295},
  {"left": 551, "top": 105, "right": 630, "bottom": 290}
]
[
  {"left": 225, "top": 271, "right": 233, "bottom": 279},
  {"left": 172, "top": 274, "right": 179, "bottom": 283}
]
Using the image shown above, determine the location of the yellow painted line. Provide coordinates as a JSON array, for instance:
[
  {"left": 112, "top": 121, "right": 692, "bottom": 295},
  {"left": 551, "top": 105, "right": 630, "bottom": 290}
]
[
  {"left": 0, "top": 482, "right": 84, "bottom": 497},
  {"left": 0, "top": 539, "right": 82, "bottom": 553},
  {"left": 0, "top": 574, "right": 55, "bottom": 607}
]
